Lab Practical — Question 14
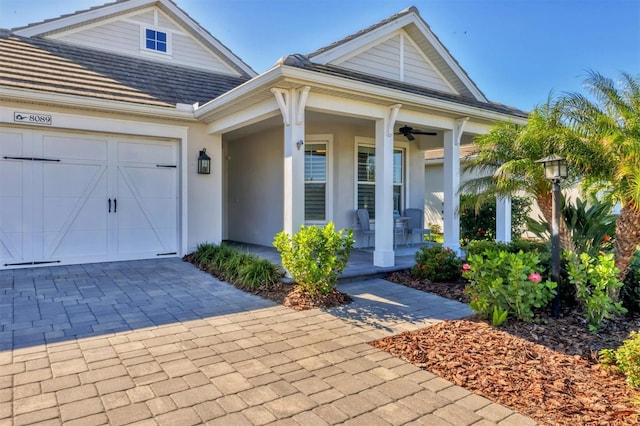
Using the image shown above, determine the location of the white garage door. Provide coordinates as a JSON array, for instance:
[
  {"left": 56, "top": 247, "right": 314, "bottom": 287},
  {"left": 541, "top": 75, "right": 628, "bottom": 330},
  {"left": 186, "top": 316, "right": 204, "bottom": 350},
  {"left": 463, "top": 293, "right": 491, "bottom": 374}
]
[{"left": 0, "top": 128, "right": 179, "bottom": 268}]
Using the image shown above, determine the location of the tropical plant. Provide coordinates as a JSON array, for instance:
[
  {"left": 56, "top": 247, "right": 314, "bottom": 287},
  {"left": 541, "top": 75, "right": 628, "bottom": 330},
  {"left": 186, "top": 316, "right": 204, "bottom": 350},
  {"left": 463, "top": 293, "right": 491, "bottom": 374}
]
[
  {"left": 565, "top": 251, "right": 626, "bottom": 332},
  {"left": 273, "top": 222, "right": 354, "bottom": 296},
  {"left": 460, "top": 99, "right": 580, "bottom": 253},
  {"left": 622, "top": 251, "right": 640, "bottom": 314},
  {"left": 237, "top": 258, "right": 283, "bottom": 290},
  {"left": 528, "top": 196, "right": 617, "bottom": 257},
  {"left": 462, "top": 249, "right": 556, "bottom": 322},
  {"left": 562, "top": 71, "right": 640, "bottom": 281},
  {"left": 412, "top": 246, "right": 463, "bottom": 282}
]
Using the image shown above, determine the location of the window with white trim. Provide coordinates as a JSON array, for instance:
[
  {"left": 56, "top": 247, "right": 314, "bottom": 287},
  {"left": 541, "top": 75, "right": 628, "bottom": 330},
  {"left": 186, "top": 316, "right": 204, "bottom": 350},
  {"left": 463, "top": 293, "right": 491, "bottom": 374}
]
[
  {"left": 144, "top": 28, "right": 168, "bottom": 53},
  {"left": 305, "top": 142, "right": 328, "bottom": 221},
  {"left": 356, "top": 145, "right": 405, "bottom": 219}
]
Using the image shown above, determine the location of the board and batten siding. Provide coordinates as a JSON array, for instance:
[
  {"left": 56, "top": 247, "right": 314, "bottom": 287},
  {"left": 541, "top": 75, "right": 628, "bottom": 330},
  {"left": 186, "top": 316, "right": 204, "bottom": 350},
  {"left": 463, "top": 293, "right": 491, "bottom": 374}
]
[
  {"left": 335, "top": 31, "right": 456, "bottom": 95},
  {"left": 48, "top": 8, "right": 241, "bottom": 76}
]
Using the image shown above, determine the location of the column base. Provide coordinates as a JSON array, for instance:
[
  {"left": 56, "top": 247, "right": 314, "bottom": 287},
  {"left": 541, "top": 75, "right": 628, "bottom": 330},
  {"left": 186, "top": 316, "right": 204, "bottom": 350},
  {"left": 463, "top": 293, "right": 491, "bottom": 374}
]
[{"left": 373, "top": 250, "right": 395, "bottom": 267}]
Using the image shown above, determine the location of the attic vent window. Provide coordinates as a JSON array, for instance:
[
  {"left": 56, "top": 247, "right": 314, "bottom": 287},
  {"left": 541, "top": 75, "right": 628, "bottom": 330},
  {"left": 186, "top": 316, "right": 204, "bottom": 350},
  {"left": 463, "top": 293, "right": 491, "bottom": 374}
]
[{"left": 145, "top": 29, "right": 167, "bottom": 52}]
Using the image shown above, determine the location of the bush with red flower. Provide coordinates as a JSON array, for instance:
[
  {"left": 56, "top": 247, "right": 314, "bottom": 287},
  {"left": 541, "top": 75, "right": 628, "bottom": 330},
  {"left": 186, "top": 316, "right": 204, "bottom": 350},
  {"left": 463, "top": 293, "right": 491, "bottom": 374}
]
[{"left": 412, "top": 246, "right": 463, "bottom": 282}]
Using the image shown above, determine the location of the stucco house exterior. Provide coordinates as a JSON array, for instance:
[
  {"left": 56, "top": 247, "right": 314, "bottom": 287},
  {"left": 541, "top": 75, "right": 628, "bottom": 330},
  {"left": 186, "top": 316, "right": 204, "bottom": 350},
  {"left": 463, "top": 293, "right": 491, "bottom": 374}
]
[{"left": 0, "top": 0, "right": 527, "bottom": 270}]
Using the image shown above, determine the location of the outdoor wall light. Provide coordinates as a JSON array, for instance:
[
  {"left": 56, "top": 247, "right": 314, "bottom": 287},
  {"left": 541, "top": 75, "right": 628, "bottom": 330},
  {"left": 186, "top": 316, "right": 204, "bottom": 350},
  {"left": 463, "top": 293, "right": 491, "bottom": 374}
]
[
  {"left": 296, "top": 140, "right": 304, "bottom": 150},
  {"left": 197, "top": 148, "right": 211, "bottom": 174}
]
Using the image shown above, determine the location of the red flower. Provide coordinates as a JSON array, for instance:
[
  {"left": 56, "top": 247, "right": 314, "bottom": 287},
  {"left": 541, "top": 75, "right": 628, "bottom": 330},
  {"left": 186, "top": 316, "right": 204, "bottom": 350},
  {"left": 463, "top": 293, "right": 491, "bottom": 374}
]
[
  {"left": 477, "top": 228, "right": 484, "bottom": 235},
  {"left": 603, "top": 234, "right": 611, "bottom": 242},
  {"left": 528, "top": 272, "right": 542, "bottom": 283}
]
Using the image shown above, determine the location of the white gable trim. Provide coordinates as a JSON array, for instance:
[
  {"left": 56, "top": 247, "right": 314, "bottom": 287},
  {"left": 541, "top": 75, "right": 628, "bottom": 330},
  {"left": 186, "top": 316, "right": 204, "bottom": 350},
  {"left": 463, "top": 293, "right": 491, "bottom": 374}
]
[
  {"left": 13, "top": 0, "right": 256, "bottom": 77},
  {"left": 310, "top": 10, "right": 486, "bottom": 102}
]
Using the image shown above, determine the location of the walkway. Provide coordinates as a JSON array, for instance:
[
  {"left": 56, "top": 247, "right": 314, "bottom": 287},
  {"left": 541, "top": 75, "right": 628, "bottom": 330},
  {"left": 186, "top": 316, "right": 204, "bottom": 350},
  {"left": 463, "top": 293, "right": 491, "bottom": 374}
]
[{"left": 0, "top": 258, "right": 536, "bottom": 425}]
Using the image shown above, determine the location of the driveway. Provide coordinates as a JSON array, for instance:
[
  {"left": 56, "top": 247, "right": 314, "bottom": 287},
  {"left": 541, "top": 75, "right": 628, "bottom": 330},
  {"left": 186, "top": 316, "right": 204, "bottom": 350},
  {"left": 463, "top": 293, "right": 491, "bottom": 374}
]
[{"left": 0, "top": 258, "right": 535, "bottom": 425}]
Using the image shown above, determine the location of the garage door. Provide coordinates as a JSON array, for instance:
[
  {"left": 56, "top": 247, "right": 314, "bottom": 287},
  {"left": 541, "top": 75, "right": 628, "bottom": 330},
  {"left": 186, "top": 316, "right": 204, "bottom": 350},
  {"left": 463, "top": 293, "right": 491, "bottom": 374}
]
[{"left": 0, "top": 128, "right": 178, "bottom": 268}]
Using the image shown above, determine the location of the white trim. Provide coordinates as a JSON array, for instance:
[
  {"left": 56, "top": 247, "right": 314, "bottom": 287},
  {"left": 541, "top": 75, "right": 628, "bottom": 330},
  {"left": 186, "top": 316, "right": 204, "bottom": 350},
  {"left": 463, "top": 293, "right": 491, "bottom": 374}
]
[
  {"left": 304, "top": 134, "right": 334, "bottom": 225},
  {"left": 399, "top": 32, "right": 405, "bottom": 81}
]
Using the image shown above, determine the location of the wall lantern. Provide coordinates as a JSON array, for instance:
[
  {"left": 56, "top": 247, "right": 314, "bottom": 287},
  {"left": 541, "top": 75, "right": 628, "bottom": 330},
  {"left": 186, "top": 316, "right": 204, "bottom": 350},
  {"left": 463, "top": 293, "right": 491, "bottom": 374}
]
[
  {"left": 197, "top": 149, "right": 211, "bottom": 174},
  {"left": 536, "top": 154, "right": 568, "bottom": 318}
]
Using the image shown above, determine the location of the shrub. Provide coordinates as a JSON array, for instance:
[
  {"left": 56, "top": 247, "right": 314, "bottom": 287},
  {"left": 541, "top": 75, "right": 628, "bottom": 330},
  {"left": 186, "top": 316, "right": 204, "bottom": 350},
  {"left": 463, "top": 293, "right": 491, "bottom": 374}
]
[
  {"left": 622, "top": 250, "right": 640, "bottom": 314},
  {"left": 459, "top": 194, "right": 531, "bottom": 245},
  {"left": 208, "top": 243, "right": 237, "bottom": 272},
  {"left": 565, "top": 251, "right": 626, "bottom": 332},
  {"left": 600, "top": 331, "right": 640, "bottom": 389},
  {"left": 462, "top": 250, "right": 557, "bottom": 322},
  {"left": 412, "top": 246, "right": 463, "bottom": 282},
  {"left": 273, "top": 222, "right": 354, "bottom": 296},
  {"left": 191, "top": 242, "right": 218, "bottom": 266},
  {"left": 238, "top": 258, "right": 283, "bottom": 290},
  {"left": 222, "top": 251, "right": 258, "bottom": 282}
]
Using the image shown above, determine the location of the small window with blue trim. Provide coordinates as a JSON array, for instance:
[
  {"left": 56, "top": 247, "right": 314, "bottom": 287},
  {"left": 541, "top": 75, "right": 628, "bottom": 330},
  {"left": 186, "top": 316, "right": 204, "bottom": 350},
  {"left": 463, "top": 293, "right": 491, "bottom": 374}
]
[{"left": 145, "top": 29, "right": 167, "bottom": 52}]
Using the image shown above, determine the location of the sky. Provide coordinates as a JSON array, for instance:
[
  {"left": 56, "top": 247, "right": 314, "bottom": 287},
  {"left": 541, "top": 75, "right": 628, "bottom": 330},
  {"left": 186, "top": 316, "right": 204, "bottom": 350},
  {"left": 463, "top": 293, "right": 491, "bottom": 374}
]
[{"left": 1, "top": 0, "right": 638, "bottom": 112}]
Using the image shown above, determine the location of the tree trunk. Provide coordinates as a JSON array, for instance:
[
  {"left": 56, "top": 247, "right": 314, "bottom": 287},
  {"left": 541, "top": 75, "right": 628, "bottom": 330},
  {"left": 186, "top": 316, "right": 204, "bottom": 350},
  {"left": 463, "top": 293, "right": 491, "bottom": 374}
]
[
  {"left": 536, "top": 194, "right": 576, "bottom": 253},
  {"left": 614, "top": 202, "right": 640, "bottom": 283}
]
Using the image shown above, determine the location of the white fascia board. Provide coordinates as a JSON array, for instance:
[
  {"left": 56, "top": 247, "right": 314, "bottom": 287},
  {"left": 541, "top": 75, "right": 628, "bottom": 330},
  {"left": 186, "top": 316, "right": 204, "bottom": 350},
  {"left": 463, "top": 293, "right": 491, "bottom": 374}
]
[
  {"left": 396, "top": 109, "right": 457, "bottom": 130},
  {"left": 306, "top": 93, "right": 387, "bottom": 119},
  {"left": 14, "top": 0, "right": 155, "bottom": 36},
  {"left": 194, "top": 67, "right": 284, "bottom": 119},
  {"left": 0, "top": 86, "right": 196, "bottom": 121},
  {"left": 206, "top": 99, "right": 280, "bottom": 134},
  {"left": 311, "top": 14, "right": 415, "bottom": 64},
  {"left": 279, "top": 66, "right": 526, "bottom": 124}
]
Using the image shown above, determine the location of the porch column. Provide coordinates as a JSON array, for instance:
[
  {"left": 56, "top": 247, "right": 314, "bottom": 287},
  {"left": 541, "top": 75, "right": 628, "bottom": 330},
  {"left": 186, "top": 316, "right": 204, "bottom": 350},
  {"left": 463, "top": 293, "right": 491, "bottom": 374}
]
[
  {"left": 496, "top": 196, "right": 512, "bottom": 243},
  {"left": 210, "top": 133, "right": 223, "bottom": 243},
  {"left": 443, "top": 117, "right": 468, "bottom": 255},
  {"left": 272, "top": 87, "right": 310, "bottom": 235},
  {"left": 373, "top": 105, "right": 401, "bottom": 267}
]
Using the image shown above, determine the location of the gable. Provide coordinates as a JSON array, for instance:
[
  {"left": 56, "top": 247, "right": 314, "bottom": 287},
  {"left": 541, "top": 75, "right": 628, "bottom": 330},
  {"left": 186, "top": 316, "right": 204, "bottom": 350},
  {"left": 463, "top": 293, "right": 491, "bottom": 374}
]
[
  {"left": 335, "top": 30, "right": 458, "bottom": 95},
  {"left": 12, "top": 0, "right": 255, "bottom": 78},
  {"left": 308, "top": 7, "right": 486, "bottom": 102}
]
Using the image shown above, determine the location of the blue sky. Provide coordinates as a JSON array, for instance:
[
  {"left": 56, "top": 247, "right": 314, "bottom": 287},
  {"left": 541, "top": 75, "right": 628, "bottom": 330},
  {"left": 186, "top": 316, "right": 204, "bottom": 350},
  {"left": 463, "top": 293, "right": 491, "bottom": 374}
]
[{"left": 1, "top": 0, "right": 638, "bottom": 112}]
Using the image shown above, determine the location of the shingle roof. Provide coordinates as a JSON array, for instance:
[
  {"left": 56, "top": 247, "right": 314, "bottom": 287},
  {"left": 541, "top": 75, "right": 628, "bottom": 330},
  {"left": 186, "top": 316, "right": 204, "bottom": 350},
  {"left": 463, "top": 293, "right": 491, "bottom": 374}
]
[
  {"left": 0, "top": 34, "right": 250, "bottom": 108},
  {"left": 282, "top": 55, "right": 528, "bottom": 118}
]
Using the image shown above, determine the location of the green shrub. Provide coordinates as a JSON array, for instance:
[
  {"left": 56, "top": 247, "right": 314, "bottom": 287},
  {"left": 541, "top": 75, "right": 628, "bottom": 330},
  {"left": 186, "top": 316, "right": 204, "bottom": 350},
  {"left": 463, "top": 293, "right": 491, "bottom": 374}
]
[
  {"left": 600, "top": 331, "right": 640, "bottom": 389},
  {"left": 462, "top": 250, "right": 556, "bottom": 322},
  {"left": 460, "top": 194, "right": 531, "bottom": 245},
  {"left": 208, "top": 244, "right": 237, "bottom": 272},
  {"left": 622, "top": 251, "right": 640, "bottom": 314},
  {"left": 238, "top": 258, "right": 283, "bottom": 290},
  {"left": 412, "top": 246, "right": 463, "bottom": 282},
  {"left": 565, "top": 251, "right": 626, "bottom": 332},
  {"left": 273, "top": 222, "right": 354, "bottom": 296},
  {"left": 191, "top": 242, "right": 218, "bottom": 265},
  {"left": 222, "top": 251, "right": 258, "bottom": 282},
  {"left": 466, "top": 240, "right": 510, "bottom": 258}
]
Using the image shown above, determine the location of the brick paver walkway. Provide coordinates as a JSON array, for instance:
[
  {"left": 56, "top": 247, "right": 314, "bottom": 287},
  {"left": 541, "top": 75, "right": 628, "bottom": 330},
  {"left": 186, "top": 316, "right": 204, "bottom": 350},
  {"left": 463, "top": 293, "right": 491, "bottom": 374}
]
[{"left": 0, "top": 259, "right": 537, "bottom": 425}]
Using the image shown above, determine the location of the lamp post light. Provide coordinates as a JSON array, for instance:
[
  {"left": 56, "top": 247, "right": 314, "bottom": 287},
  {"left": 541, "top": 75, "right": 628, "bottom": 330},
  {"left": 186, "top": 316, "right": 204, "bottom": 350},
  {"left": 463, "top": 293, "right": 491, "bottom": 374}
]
[{"left": 536, "top": 154, "right": 568, "bottom": 318}]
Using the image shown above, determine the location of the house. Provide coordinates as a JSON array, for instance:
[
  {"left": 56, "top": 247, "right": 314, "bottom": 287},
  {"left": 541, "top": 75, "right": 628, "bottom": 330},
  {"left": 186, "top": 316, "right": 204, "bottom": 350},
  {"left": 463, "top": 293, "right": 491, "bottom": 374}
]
[{"left": 0, "top": 0, "right": 527, "bottom": 270}]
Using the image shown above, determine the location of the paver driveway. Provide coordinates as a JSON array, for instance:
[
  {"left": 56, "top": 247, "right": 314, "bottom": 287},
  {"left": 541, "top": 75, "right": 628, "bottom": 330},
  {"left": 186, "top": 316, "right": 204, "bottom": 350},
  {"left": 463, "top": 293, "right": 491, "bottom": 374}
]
[{"left": 0, "top": 258, "right": 536, "bottom": 425}]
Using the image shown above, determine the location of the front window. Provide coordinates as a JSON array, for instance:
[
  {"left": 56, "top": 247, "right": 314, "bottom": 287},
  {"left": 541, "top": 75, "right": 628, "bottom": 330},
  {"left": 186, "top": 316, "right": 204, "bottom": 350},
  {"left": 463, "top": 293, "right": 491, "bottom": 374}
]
[
  {"left": 305, "top": 143, "right": 327, "bottom": 221},
  {"left": 357, "top": 145, "right": 404, "bottom": 219},
  {"left": 145, "top": 29, "right": 167, "bottom": 52}
]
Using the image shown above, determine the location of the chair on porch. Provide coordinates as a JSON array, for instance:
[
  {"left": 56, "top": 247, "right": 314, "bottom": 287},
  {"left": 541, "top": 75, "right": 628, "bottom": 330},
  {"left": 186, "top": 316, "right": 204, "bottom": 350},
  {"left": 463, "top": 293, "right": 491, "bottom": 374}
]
[
  {"left": 404, "top": 208, "right": 431, "bottom": 246},
  {"left": 356, "top": 209, "right": 375, "bottom": 247}
]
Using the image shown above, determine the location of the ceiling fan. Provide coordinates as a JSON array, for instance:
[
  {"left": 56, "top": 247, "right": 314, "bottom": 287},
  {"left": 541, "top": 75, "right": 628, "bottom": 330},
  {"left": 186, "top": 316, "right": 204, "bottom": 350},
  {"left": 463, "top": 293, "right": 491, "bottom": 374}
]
[{"left": 396, "top": 125, "right": 437, "bottom": 141}]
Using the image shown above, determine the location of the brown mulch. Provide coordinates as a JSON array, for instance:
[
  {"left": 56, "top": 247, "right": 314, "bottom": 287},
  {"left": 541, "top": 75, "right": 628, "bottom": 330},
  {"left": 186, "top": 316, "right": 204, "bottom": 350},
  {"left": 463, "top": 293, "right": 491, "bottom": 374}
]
[
  {"left": 375, "top": 272, "right": 640, "bottom": 425},
  {"left": 252, "top": 281, "right": 352, "bottom": 311}
]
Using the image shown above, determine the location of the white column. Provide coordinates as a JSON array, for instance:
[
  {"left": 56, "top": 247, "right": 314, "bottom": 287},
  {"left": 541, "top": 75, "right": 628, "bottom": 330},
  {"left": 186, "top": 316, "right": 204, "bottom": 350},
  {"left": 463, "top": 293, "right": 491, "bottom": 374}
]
[
  {"left": 443, "top": 117, "right": 468, "bottom": 255},
  {"left": 496, "top": 196, "right": 512, "bottom": 243},
  {"left": 210, "top": 133, "right": 223, "bottom": 243},
  {"left": 373, "top": 118, "right": 395, "bottom": 267},
  {"left": 273, "top": 87, "right": 309, "bottom": 236}
]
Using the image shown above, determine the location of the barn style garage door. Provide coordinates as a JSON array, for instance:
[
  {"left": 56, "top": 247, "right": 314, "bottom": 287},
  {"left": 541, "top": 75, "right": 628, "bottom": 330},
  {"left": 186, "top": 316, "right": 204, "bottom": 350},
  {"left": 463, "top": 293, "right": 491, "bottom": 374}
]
[{"left": 0, "top": 128, "right": 178, "bottom": 268}]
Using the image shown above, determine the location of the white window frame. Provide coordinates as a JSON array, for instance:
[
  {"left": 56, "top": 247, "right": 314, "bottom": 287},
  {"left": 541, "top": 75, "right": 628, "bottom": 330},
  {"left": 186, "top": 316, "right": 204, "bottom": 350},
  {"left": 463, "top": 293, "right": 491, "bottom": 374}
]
[
  {"left": 140, "top": 26, "right": 173, "bottom": 56},
  {"left": 305, "top": 134, "right": 333, "bottom": 225},
  {"left": 354, "top": 136, "right": 409, "bottom": 222}
]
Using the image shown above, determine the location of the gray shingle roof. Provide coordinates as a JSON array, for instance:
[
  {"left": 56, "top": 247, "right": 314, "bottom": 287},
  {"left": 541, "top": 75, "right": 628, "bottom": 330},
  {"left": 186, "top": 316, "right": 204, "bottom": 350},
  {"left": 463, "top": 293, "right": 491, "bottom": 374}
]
[
  {"left": 0, "top": 34, "right": 250, "bottom": 108},
  {"left": 282, "top": 55, "right": 528, "bottom": 118}
]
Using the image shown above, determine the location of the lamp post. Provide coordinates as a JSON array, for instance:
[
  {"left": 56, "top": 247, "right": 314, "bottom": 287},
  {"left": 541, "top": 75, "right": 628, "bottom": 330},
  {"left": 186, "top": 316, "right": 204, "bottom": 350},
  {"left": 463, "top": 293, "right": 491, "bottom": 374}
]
[{"left": 536, "top": 155, "right": 568, "bottom": 318}]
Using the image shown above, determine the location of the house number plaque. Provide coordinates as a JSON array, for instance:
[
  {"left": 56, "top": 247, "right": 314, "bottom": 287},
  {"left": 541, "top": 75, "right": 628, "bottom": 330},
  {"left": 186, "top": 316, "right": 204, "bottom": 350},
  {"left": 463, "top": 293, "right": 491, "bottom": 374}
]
[{"left": 14, "top": 112, "right": 52, "bottom": 125}]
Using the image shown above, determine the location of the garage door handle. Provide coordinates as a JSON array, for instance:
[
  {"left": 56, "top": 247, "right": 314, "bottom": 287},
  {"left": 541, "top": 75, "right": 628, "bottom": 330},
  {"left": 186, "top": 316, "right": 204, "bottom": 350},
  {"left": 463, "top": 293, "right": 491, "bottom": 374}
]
[
  {"left": 108, "top": 198, "right": 111, "bottom": 213},
  {"left": 114, "top": 199, "right": 117, "bottom": 213}
]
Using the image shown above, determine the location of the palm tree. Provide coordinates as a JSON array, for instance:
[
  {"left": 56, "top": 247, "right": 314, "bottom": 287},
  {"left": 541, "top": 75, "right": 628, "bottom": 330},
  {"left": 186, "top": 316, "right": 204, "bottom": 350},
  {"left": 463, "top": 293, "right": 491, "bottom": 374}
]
[
  {"left": 562, "top": 71, "right": 640, "bottom": 280},
  {"left": 460, "top": 99, "right": 578, "bottom": 252}
]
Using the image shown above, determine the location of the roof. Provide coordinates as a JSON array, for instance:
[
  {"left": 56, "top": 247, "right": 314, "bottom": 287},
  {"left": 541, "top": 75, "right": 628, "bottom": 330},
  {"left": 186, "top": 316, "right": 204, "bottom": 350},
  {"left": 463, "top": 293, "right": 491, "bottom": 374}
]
[
  {"left": 0, "top": 34, "right": 250, "bottom": 108},
  {"left": 281, "top": 55, "right": 528, "bottom": 119}
]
